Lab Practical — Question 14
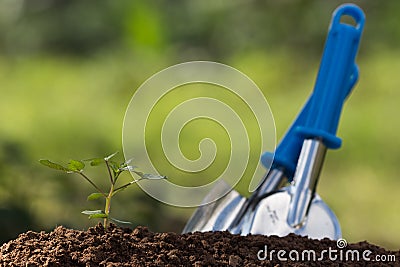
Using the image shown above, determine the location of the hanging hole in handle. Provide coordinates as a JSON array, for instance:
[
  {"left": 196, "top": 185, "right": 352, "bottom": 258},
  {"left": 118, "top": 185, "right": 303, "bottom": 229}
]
[
  {"left": 340, "top": 15, "right": 357, "bottom": 27},
  {"left": 332, "top": 4, "right": 365, "bottom": 30}
]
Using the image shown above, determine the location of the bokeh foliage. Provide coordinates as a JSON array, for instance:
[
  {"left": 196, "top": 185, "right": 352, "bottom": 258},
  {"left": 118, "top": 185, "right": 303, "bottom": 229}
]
[{"left": 0, "top": 0, "right": 399, "bottom": 249}]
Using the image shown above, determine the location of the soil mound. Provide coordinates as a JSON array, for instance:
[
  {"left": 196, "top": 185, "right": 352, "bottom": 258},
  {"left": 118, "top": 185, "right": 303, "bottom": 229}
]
[{"left": 1, "top": 223, "right": 398, "bottom": 266}]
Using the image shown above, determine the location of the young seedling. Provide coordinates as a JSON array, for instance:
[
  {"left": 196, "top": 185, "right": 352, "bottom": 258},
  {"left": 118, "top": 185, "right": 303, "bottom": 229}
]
[{"left": 39, "top": 152, "right": 166, "bottom": 230}]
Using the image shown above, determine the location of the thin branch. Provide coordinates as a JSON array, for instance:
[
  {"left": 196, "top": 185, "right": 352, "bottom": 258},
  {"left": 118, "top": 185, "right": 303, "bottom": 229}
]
[
  {"left": 113, "top": 170, "right": 122, "bottom": 184},
  {"left": 78, "top": 172, "right": 107, "bottom": 197},
  {"left": 104, "top": 159, "right": 114, "bottom": 184},
  {"left": 113, "top": 178, "right": 145, "bottom": 193}
]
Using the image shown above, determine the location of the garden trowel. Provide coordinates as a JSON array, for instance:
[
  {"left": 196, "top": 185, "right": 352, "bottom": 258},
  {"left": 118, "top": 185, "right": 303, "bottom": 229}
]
[
  {"left": 183, "top": 65, "right": 358, "bottom": 236},
  {"left": 182, "top": 67, "right": 356, "bottom": 234},
  {"left": 183, "top": 4, "right": 364, "bottom": 239},
  {"left": 246, "top": 4, "right": 365, "bottom": 239}
]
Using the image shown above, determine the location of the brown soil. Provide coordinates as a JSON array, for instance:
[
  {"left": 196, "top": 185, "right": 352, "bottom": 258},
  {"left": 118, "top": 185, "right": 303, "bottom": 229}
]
[{"left": 0, "top": 224, "right": 398, "bottom": 267}]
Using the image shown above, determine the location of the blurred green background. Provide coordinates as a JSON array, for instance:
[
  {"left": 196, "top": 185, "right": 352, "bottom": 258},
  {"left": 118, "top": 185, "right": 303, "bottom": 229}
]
[{"left": 0, "top": 0, "right": 399, "bottom": 249}]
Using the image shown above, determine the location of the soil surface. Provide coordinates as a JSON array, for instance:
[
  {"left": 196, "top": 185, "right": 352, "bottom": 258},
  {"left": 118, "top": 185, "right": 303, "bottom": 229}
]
[{"left": 0, "top": 223, "right": 399, "bottom": 266}]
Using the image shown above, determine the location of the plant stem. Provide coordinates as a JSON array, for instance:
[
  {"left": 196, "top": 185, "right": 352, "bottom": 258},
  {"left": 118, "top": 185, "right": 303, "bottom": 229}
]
[{"left": 104, "top": 182, "right": 115, "bottom": 230}]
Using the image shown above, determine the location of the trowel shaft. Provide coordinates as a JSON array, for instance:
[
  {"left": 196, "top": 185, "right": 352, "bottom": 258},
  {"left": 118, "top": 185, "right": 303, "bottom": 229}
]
[{"left": 286, "top": 139, "right": 327, "bottom": 227}]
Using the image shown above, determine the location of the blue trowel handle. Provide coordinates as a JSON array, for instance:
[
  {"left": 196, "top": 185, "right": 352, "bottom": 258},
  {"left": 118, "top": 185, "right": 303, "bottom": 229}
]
[
  {"left": 261, "top": 4, "right": 364, "bottom": 179},
  {"left": 261, "top": 65, "right": 358, "bottom": 179},
  {"left": 297, "top": 4, "right": 365, "bottom": 148}
]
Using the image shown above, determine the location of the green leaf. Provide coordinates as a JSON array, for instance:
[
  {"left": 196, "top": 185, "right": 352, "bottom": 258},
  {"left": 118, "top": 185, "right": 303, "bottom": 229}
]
[
  {"left": 104, "top": 151, "right": 118, "bottom": 161},
  {"left": 110, "top": 217, "right": 132, "bottom": 225},
  {"left": 85, "top": 158, "right": 104, "bottom": 166},
  {"left": 81, "top": 210, "right": 103, "bottom": 215},
  {"left": 68, "top": 160, "right": 85, "bottom": 172},
  {"left": 87, "top": 193, "right": 105, "bottom": 201},
  {"left": 108, "top": 160, "right": 122, "bottom": 179},
  {"left": 118, "top": 158, "right": 133, "bottom": 169},
  {"left": 89, "top": 213, "right": 108, "bottom": 219},
  {"left": 81, "top": 210, "right": 108, "bottom": 219},
  {"left": 132, "top": 170, "right": 145, "bottom": 178},
  {"left": 124, "top": 158, "right": 133, "bottom": 165},
  {"left": 142, "top": 173, "right": 167, "bottom": 180},
  {"left": 119, "top": 165, "right": 136, "bottom": 172},
  {"left": 133, "top": 170, "right": 166, "bottom": 180},
  {"left": 39, "top": 159, "right": 70, "bottom": 172},
  {"left": 109, "top": 160, "right": 120, "bottom": 173}
]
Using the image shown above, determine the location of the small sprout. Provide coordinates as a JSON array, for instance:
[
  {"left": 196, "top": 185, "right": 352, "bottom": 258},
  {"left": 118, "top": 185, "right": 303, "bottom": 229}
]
[{"left": 39, "top": 152, "right": 165, "bottom": 230}]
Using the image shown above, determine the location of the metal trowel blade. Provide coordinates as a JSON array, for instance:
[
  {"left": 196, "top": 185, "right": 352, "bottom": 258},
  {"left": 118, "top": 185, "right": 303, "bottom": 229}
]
[
  {"left": 248, "top": 188, "right": 341, "bottom": 240},
  {"left": 182, "top": 179, "right": 246, "bottom": 233}
]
